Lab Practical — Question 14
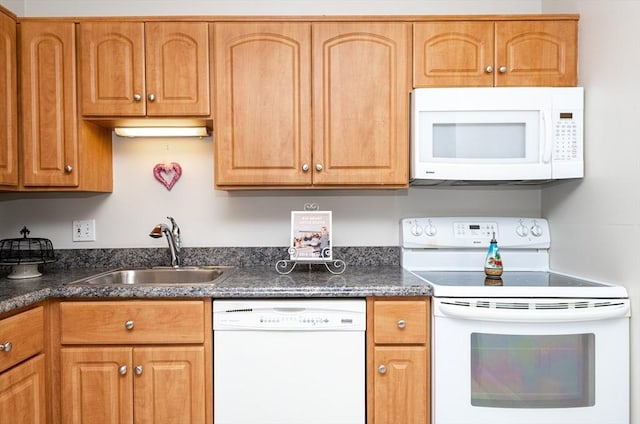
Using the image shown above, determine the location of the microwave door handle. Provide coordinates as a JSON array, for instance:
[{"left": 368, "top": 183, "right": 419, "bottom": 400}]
[{"left": 541, "top": 111, "right": 552, "bottom": 164}]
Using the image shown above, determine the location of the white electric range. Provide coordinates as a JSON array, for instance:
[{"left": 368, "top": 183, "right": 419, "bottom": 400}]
[{"left": 400, "top": 217, "right": 630, "bottom": 424}]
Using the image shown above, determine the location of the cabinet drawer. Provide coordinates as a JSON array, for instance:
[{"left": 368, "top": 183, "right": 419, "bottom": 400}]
[
  {"left": 60, "top": 300, "right": 205, "bottom": 344},
  {"left": 0, "top": 306, "right": 44, "bottom": 372},
  {"left": 373, "top": 300, "right": 428, "bottom": 344}
]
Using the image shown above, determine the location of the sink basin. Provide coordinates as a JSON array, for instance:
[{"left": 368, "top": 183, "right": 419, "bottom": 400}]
[{"left": 67, "top": 266, "right": 233, "bottom": 286}]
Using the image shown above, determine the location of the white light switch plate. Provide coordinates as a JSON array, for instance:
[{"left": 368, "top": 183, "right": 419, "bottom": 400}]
[{"left": 72, "top": 219, "right": 96, "bottom": 242}]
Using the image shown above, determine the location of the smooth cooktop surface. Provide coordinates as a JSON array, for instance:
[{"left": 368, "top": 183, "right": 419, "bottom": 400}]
[{"left": 410, "top": 271, "right": 628, "bottom": 298}]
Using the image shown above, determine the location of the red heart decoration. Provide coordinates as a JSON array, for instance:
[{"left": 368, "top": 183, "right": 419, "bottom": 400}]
[{"left": 153, "top": 162, "right": 182, "bottom": 190}]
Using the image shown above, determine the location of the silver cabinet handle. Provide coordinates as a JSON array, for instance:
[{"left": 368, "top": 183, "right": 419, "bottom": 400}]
[
  {"left": 135, "top": 365, "right": 143, "bottom": 376},
  {"left": 0, "top": 342, "right": 12, "bottom": 352},
  {"left": 485, "top": 65, "right": 494, "bottom": 74},
  {"left": 125, "top": 320, "right": 134, "bottom": 330},
  {"left": 64, "top": 165, "right": 73, "bottom": 173},
  {"left": 119, "top": 365, "right": 128, "bottom": 375},
  {"left": 378, "top": 364, "right": 387, "bottom": 374},
  {"left": 397, "top": 319, "right": 406, "bottom": 329},
  {"left": 315, "top": 163, "right": 323, "bottom": 172},
  {"left": 498, "top": 65, "right": 507, "bottom": 73},
  {"left": 302, "top": 163, "right": 310, "bottom": 172},
  {"left": 133, "top": 93, "right": 142, "bottom": 102},
  {"left": 147, "top": 93, "right": 156, "bottom": 102}
]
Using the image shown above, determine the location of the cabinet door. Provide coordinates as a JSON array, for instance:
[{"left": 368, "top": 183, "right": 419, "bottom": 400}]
[
  {"left": 372, "top": 346, "right": 428, "bottom": 424},
  {"left": 0, "top": 9, "right": 17, "bottom": 187},
  {"left": 61, "top": 347, "right": 134, "bottom": 424},
  {"left": 134, "top": 347, "right": 206, "bottom": 424},
  {"left": 20, "top": 21, "right": 79, "bottom": 187},
  {"left": 145, "top": 22, "right": 210, "bottom": 116},
  {"left": 213, "top": 22, "right": 312, "bottom": 186},
  {"left": 0, "top": 354, "right": 46, "bottom": 423},
  {"left": 495, "top": 20, "right": 578, "bottom": 87},
  {"left": 413, "top": 21, "right": 494, "bottom": 87},
  {"left": 80, "top": 22, "right": 145, "bottom": 116},
  {"left": 312, "top": 23, "right": 410, "bottom": 186}
]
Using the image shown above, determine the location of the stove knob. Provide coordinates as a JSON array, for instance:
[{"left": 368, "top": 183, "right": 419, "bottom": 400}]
[
  {"left": 424, "top": 221, "right": 437, "bottom": 237},
  {"left": 531, "top": 221, "right": 543, "bottom": 237},
  {"left": 410, "top": 222, "right": 423, "bottom": 236},
  {"left": 516, "top": 222, "right": 529, "bottom": 237}
]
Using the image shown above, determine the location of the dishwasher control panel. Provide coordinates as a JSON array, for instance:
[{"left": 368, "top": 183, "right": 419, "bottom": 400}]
[{"left": 213, "top": 299, "right": 366, "bottom": 331}]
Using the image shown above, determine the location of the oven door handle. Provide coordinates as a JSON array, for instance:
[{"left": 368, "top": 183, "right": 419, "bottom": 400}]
[{"left": 436, "top": 300, "right": 630, "bottom": 323}]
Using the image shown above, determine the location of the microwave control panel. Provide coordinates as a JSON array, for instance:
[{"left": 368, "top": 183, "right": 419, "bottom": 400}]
[{"left": 553, "top": 111, "right": 580, "bottom": 161}]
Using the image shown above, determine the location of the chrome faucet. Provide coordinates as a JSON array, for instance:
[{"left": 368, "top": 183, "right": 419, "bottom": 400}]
[{"left": 149, "top": 216, "right": 182, "bottom": 267}]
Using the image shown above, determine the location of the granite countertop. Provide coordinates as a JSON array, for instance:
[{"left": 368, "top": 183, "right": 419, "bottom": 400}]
[{"left": 0, "top": 265, "right": 431, "bottom": 314}]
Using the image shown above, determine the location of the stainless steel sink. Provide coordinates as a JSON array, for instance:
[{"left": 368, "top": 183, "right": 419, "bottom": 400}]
[{"left": 67, "top": 266, "right": 233, "bottom": 286}]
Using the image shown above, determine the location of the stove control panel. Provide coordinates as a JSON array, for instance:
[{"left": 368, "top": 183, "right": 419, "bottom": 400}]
[{"left": 401, "top": 217, "right": 550, "bottom": 249}]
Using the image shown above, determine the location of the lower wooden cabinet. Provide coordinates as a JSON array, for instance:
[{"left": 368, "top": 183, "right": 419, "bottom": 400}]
[
  {"left": 367, "top": 298, "right": 430, "bottom": 424},
  {"left": 61, "top": 346, "right": 205, "bottom": 424},
  {"left": 0, "top": 354, "right": 47, "bottom": 423},
  {"left": 56, "top": 299, "right": 212, "bottom": 424},
  {"left": 0, "top": 305, "right": 46, "bottom": 423}
]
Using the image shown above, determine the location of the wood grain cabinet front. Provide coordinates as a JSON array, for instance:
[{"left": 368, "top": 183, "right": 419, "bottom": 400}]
[
  {"left": 414, "top": 18, "right": 578, "bottom": 87},
  {"left": 79, "top": 21, "right": 210, "bottom": 118},
  {"left": 213, "top": 21, "right": 410, "bottom": 189},
  {"left": 367, "top": 298, "right": 430, "bottom": 424},
  {"left": 57, "top": 299, "right": 212, "bottom": 424},
  {"left": 0, "top": 6, "right": 17, "bottom": 189},
  {"left": 0, "top": 306, "right": 46, "bottom": 424},
  {"left": 19, "top": 21, "right": 112, "bottom": 191}
]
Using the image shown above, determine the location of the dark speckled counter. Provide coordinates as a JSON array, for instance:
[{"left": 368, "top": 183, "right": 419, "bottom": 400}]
[{"left": 0, "top": 266, "right": 431, "bottom": 314}]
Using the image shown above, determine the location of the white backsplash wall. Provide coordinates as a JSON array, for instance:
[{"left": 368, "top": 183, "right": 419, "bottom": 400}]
[{"left": 0, "top": 135, "right": 541, "bottom": 248}]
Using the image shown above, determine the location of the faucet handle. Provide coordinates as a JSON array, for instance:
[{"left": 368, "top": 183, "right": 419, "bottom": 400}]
[{"left": 166, "top": 216, "right": 181, "bottom": 248}]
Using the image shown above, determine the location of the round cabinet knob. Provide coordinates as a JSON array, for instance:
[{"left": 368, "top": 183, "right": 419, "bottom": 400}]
[
  {"left": 0, "top": 342, "right": 12, "bottom": 352},
  {"left": 135, "top": 365, "right": 143, "bottom": 376},
  {"left": 147, "top": 93, "right": 156, "bottom": 102},
  {"left": 498, "top": 65, "right": 507, "bottom": 74},
  {"left": 315, "top": 163, "right": 323, "bottom": 172},
  {"left": 133, "top": 93, "right": 142, "bottom": 102},
  {"left": 302, "top": 163, "right": 310, "bottom": 172},
  {"left": 119, "top": 365, "right": 128, "bottom": 376},
  {"left": 397, "top": 319, "right": 406, "bottom": 329},
  {"left": 531, "top": 221, "right": 544, "bottom": 237},
  {"left": 125, "top": 320, "right": 134, "bottom": 330},
  {"left": 378, "top": 365, "right": 387, "bottom": 374},
  {"left": 64, "top": 165, "right": 73, "bottom": 173},
  {"left": 410, "top": 223, "right": 423, "bottom": 237},
  {"left": 485, "top": 65, "right": 494, "bottom": 74}
]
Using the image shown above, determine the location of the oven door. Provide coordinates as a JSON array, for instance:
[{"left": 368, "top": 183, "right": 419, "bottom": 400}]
[{"left": 432, "top": 297, "right": 630, "bottom": 424}]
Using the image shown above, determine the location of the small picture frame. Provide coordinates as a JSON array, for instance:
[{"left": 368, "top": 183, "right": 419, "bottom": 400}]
[{"left": 290, "top": 210, "right": 332, "bottom": 261}]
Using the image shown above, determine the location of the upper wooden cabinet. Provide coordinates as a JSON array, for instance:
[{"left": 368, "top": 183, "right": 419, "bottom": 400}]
[
  {"left": 214, "top": 22, "right": 410, "bottom": 188},
  {"left": 79, "top": 21, "right": 210, "bottom": 117},
  {"left": 0, "top": 7, "right": 17, "bottom": 188},
  {"left": 414, "top": 18, "right": 578, "bottom": 87},
  {"left": 20, "top": 21, "right": 112, "bottom": 191}
]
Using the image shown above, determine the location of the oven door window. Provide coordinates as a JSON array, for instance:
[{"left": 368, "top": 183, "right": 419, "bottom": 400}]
[{"left": 471, "top": 333, "right": 595, "bottom": 408}]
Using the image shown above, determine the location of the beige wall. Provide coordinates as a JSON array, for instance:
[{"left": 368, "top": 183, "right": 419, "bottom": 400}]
[{"left": 541, "top": 1, "right": 639, "bottom": 422}]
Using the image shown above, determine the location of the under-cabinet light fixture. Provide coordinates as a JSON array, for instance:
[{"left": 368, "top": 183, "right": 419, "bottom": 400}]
[{"left": 114, "top": 127, "right": 210, "bottom": 138}]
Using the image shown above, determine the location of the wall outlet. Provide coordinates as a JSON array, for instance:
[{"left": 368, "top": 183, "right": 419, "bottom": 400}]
[{"left": 72, "top": 219, "right": 96, "bottom": 242}]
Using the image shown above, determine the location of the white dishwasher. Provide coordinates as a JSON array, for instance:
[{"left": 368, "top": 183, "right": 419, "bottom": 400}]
[{"left": 213, "top": 299, "right": 366, "bottom": 424}]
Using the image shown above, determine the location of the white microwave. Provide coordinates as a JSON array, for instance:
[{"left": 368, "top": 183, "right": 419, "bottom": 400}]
[{"left": 410, "top": 87, "right": 584, "bottom": 185}]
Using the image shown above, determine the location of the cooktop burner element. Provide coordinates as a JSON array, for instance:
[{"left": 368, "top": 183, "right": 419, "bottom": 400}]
[{"left": 401, "top": 217, "right": 628, "bottom": 298}]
